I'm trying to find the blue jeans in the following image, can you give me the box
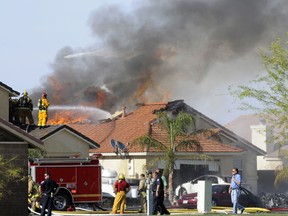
[231,189,244,214]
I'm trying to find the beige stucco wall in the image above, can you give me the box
[43,129,91,157]
[257,156,283,170]
[241,151,257,193]
[0,88,10,120]
[100,157,148,179]
[251,125,267,151]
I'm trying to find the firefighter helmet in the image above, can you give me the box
[42,92,47,98]
[23,90,28,96]
[118,174,125,180]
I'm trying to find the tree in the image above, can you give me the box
[134,111,215,203]
[0,155,25,200]
[229,34,288,185]
[28,148,46,159]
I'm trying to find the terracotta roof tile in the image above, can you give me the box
[69,103,167,153]
[68,102,243,154]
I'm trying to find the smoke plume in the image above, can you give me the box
[31,0,288,123]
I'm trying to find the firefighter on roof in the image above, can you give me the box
[17,90,34,125]
[38,92,50,129]
[111,173,131,214]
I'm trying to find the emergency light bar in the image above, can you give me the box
[31,157,92,164]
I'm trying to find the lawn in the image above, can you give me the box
[181,212,287,216]
[166,207,287,215]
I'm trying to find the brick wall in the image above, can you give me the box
[0,143,28,216]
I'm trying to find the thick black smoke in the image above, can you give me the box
[31,0,288,121]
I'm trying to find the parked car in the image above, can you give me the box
[175,175,231,197]
[177,184,262,208]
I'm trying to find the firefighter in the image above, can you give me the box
[37,92,50,129]
[28,175,41,212]
[9,97,20,124]
[111,173,131,214]
[138,173,147,213]
[17,90,34,125]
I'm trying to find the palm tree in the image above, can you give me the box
[274,148,288,188]
[134,110,217,203]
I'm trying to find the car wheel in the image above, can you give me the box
[179,187,187,196]
[211,198,218,206]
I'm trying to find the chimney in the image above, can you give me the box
[250,119,272,153]
[122,106,126,118]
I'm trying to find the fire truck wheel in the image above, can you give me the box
[53,193,72,211]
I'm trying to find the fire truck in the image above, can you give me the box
[29,155,102,211]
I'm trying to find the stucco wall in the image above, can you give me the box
[43,129,90,157]
[0,88,10,121]
[100,157,153,178]
[0,143,28,215]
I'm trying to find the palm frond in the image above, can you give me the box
[274,165,288,187]
[133,135,166,151]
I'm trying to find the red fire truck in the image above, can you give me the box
[29,156,102,211]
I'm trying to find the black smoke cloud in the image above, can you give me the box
[31,0,288,122]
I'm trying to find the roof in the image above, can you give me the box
[28,125,100,149]
[0,81,20,97]
[69,102,167,153]
[0,117,43,148]
[68,101,244,155]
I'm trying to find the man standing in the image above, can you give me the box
[17,90,34,125]
[151,171,170,215]
[111,174,131,214]
[145,170,153,187]
[40,173,58,216]
[229,168,245,214]
[138,173,147,213]
[156,169,170,215]
[38,92,50,129]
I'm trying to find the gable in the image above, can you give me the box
[0,82,20,121]
[28,125,99,157]
[0,82,20,97]
[0,117,43,148]
[0,128,23,142]
[42,129,92,158]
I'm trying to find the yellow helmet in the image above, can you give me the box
[23,90,28,96]
[118,174,125,180]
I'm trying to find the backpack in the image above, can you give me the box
[38,99,44,110]
[19,96,29,107]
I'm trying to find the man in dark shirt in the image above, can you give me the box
[40,173,58,216]
[151,171,170,215]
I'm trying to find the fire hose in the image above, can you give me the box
[28,205,94,216]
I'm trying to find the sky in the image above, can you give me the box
[2,0,288,125]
